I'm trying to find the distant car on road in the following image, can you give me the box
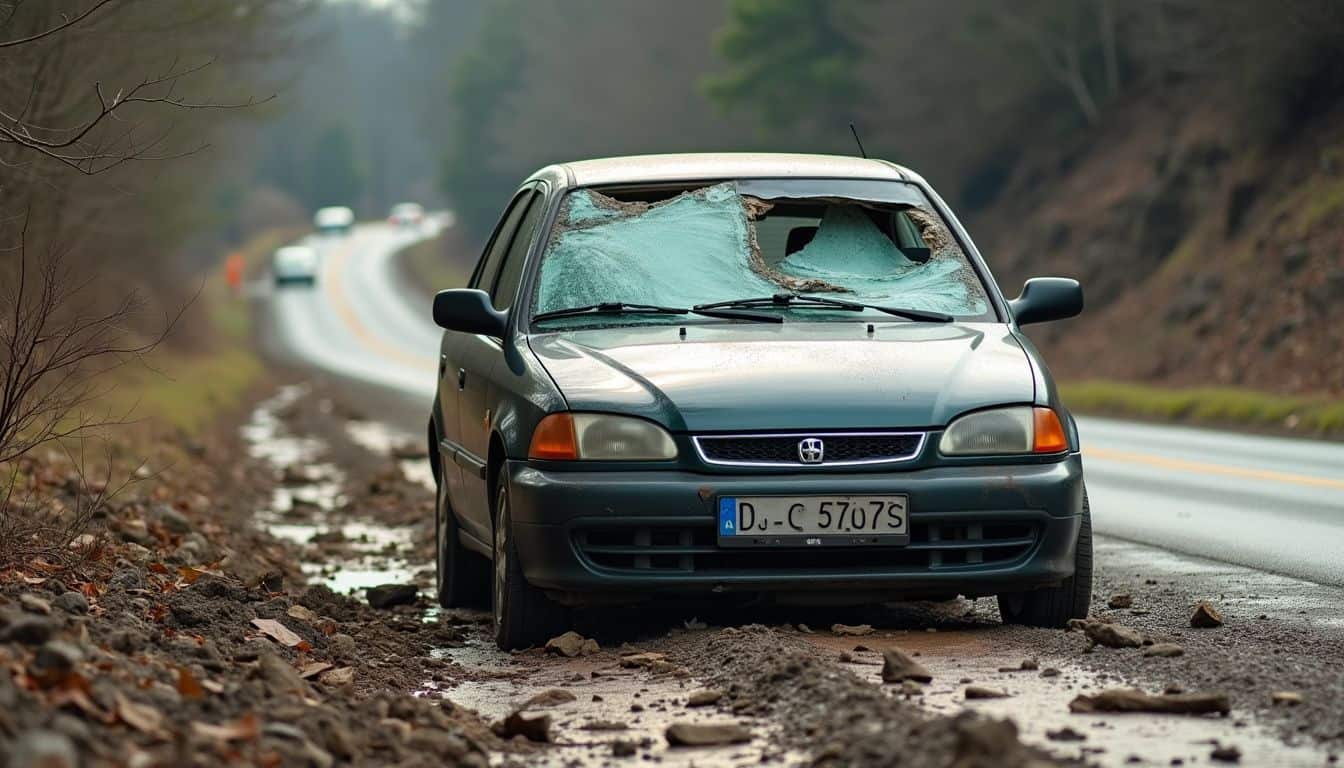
[427,153,1089,649]
[314,206,354,236]
[388,202,424,228]
[272,245,319,286]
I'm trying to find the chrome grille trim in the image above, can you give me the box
[692,431,926,467]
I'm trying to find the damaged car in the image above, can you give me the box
[427,153,1088,649]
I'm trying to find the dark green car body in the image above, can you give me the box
[429,154,1089,648]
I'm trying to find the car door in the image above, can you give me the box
[455,188,547,540]
[438,188,533,542]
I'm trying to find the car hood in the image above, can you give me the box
[527,322,1034,432]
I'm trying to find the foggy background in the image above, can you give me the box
[4,0,1343,396]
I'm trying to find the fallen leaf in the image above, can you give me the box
[191,713,259,742]
[115,692,165,736]
[148,563,170,574]
[201,679,225,694]
[318,667,354,686]
[298,662,332,679]
[178,566,204,584]
[251,618,304,647]
[51,686,111,722]
[175,665,206,700]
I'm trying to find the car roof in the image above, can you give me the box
[534,153,922,188]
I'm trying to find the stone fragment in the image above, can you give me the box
[366,584,418,609]
[493,711,550,742]
[52,592,88,615]
[686,690,723,707]
[1191,601,1224,628]
[20,594,51,615]
[521,689,577,709]
[1070,618,1144,648]
[665,722,752,747]
[881,648,932,683]
[964,685,1010,700]
[1107,593,1133,609]
[830,623,874,636]
[545,631,599,657]
[1143,643,1184,658]
[1069,688,1230,716]
[1270,691,1303,706]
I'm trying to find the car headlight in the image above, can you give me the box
[938,406,1068,456]
[529,413,678,460]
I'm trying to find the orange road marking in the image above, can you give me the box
[322,231,437,370]
[1086,447,1344,491]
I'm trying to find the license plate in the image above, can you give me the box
[717,495,909,547]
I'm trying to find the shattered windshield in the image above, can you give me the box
[531,180,991,326]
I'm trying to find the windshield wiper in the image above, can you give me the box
[693,293,953,323]
[532,301,782,324]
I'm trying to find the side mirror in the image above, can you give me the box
[1009,277,1083,326]
[432,289,507,337]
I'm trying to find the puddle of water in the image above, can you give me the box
[241,389,417,594]
[805,631,1327,767]
[420,636,797,767]
[344,420,435,490]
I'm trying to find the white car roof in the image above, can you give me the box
[546,153,918,188]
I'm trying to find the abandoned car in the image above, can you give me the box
[428,153,1088,649]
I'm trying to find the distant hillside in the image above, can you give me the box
[973,80,1344,398]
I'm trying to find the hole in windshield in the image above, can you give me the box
[532,181,990,327]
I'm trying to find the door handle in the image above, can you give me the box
[457,368,467,390]
[438,354,447,377]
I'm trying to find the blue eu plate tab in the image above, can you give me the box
[718,497,737,536]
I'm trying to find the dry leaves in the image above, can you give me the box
[115,692,165,737]
[175,665,207,700]
[251,618,304,648]
[191,713,260,743]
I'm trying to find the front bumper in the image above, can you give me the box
[507,454,1084,603]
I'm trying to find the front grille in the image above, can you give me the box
[694,432,923,467]
[572,517,1039,575]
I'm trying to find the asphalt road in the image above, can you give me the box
[263,221,1344,587]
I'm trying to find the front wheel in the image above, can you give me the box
[492,473,568,649]
[998,488,1093,628]
[435,470,489,608]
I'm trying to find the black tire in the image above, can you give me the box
[998,488,1093,628]
[492,472,568,649]
[435,458,489,608]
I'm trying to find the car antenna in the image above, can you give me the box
[849,122,868,159]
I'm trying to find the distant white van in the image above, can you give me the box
[313,206,355,236]
[273,245,319,287]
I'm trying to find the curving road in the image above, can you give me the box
[261,223,1344,586]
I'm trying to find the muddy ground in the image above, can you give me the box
[3,379,1342,767]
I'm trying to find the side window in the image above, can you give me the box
[470,189,532,291]
[490,192,545,311]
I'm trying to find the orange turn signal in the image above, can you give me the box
[1032,407,1068,453]
[529,413,578,460]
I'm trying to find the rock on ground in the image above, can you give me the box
[545,630,599,657]
[1069,688,1231,715]
[365,583,418,609]
[1191,601,1225,628]
[881,647,933,683]
[665,722,752,746]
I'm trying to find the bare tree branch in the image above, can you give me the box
[0,0,113,49]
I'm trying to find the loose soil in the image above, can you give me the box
[4,380,1342,766]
